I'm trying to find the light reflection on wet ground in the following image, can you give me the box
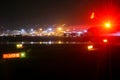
[0,41,89,45]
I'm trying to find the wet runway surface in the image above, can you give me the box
[0,41,120,80]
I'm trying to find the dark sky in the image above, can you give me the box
[0,0,120,29]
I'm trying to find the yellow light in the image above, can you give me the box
[58,41,63,44]
[104,22,111,28]
[58,27,62,31]
[87,45,93,50]
[16,44,23,49]
[103,39,108,43]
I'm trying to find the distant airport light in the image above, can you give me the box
[39,28,43,31]
[58,27,62,31]
[48,28,52,31]
[103,39,108,43]
[21,29,25,32]
[48,41,52,44]
[30,41,34,44]
[58,41,63,44]
[87,45,93,50]
[16,44,23,49]
[20,52,26,58]
[30,28,34,32]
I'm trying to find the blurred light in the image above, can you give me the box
[58,27,62,31]
[3,53,20,59]
[43,42,48,44]
[48,28,52,31]
[30,28,34,32]
[62,24,66,26]
[87,45,93,50]
[48,41,52,44]
[21,42,25,44]
[66,41,69,44]
[39,42,42,44]
[103,39,108,43]
[20,52,26,58]
[66,29,70,32]
[90,12,95,19]
[84,30,87,33]
[3,52,26,59]
[39,28,42,31]
[21,29,25,32]
[104,21,111,28]
[58,41,63,44]
[16,44,23,49]
[77,32,82,34]
[30,41,34,44]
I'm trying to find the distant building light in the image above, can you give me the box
[21,29,25,32]
[30,29,34,32]
[84,30,87,33]
[58,27,62,31]
[48,28,52,31]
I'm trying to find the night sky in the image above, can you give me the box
[0,0,120,29]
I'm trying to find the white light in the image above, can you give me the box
[21,29,25,32]
[48,41,52,44]
[30,29,34,32]
[30,41,34,44]
[84,30,87,33]
[48,28,52,31]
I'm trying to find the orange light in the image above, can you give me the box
[90,12,95,19]
[3,53,20,59]
[103,39,108,43]
[88,45,93,50]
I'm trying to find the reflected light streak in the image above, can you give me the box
[1,41,89,45]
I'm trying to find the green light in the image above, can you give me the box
[20,52,26,58]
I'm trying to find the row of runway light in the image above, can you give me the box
[2,39,108,59]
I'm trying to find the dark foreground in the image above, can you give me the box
[0,43,120,80]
